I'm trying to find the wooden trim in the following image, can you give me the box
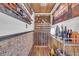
[28,42,34,56]
[51,3,60,14]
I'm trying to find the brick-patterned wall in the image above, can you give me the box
[0,32,34,56]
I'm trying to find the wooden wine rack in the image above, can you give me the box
[34,23,51,46]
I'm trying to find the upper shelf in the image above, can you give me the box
[52,3,79,25]
[0,3,33,25]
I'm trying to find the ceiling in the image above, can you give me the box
[30,3,55,13]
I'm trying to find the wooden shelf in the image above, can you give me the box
[64,43,79,46]
[50,34,63,44]
[50,33,79,56]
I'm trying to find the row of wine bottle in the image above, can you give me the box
[55,25,79,43]
[55,25,72,41]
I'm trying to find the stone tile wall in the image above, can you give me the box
[0,32,34,56]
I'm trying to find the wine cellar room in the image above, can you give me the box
[0,3,79,56]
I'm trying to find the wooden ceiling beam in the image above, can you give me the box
[35,13,51,16]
